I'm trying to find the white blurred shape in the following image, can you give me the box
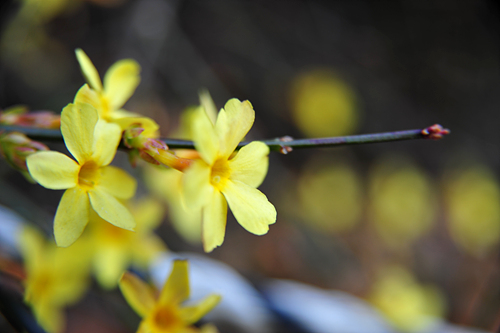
[262,279,396,333]
[0,205,24,255]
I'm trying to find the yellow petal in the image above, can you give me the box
[50,269,89,306]
[112,116,159,138]
[91,120,122,166]
[215,99,254,158]
[18,226,45,274]
[159,260,190,305]
[75,49,103,91]
[103,59,141,110]
[131,197,164,231]
[94,245,129,289]
[180,294,221,324]
[183,160,213,210]
[200,323,220,333]
[228,141,269,188]
[131,234,166,266]
[192,106,219,164]
[202,191,227,253]
[223,180,276,235]
[110,109,140,118]
[119,272,156,317]
[54,187,90,247]
[199,90,218,124]
[98,166,137,200]
[34,301,65,333]
[61,103,98,164]
[73,84,102,111]
[27,151,79,189]
[89,188,135,230]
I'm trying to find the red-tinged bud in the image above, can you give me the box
[144,139,168,152]
[278,136,294,154]
[128,126,145,139]
[0,132,49,173]
[421,124,450,140]
[123,124,146,148]
[0,106,60,129]
[139,150,161,165]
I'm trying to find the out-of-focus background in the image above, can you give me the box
[1,0,499,332]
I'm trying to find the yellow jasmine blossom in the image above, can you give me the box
[119,260,221,333]
[20,226,91,333]
[85,197,166,289]
[74,48,159,135]
[26,102,136,247]
[183,99,276,252]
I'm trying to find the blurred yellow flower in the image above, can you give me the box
[297,160,363,232]
[183,99,276,252]
[143,91,218,244]
[20,226,91,333]
[145,164,202,244]
[74,48,159,135]
[368,158,436,248]
[290,69,359,137]
[85,197,166,289]
[444,165,500,257]
[119,260,221,333]
[369,266,445,333]
[27,103,136,247]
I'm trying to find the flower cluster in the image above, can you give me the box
[10,49,277,332]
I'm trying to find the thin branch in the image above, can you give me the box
[0,124,450,153]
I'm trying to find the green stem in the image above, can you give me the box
[0,124,450,153]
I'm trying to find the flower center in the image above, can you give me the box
[78,161,100,190]
[151,304,182,331]
[97,93,113,121]
[210,158,231,190]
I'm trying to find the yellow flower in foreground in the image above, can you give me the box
[119,260,221,333]
[27,103,136,247]
[183,99,276,252]
[85,198,166,289]
[20,227,91,333]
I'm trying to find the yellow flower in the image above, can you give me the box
[26,102,136,247]
[85,197,166,289]
[297,160,363,233]
[290,69,359,137]
[74,48,159,135]
[369,266,445,333]
[368,157,436,248]
[20,226,91,333]
[119,260,221,333]
[444,165,500,256]
[183,99,276,252]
